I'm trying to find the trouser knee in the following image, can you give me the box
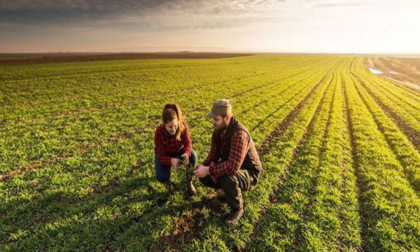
[199,176,218,188]
[219,175,243,210]
[155,154,171,183]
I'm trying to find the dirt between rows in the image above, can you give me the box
[354,74,420,150]
[0,52,254,66]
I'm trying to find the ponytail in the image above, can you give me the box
[162,103,185,141]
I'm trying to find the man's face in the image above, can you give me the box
[212,115,228,133]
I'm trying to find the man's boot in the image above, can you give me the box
[187,177,197,196]
[224,208,244,227]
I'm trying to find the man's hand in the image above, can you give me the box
[194,164,210,178]
[181,153,189,166]
[171,158,180,170]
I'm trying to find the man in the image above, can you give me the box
[194,99,262,226]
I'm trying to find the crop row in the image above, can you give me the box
[1,55,324,125]
[149,61,343,250]
[351,70,420,152]
[344,71,420,250]
[1,55,336,177]
[248,59,361,251]
[81,60,339,250]
[351,74,420,193]
[4,55,419,250]
[0,56,345,249]
[1,58,319,172]
[359,70,420,120]
[0,64,316,200]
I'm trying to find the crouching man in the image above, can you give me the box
[194,99,262,226]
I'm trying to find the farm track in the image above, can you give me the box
[368,57,420,93]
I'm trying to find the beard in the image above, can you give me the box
[215,120,228,134]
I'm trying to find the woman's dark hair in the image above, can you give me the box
[162,103,185,141]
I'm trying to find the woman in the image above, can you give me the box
[154,103,197,195]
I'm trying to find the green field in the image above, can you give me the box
[1,55,420,251]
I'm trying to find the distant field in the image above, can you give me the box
[0,52,253,66]
[1,55,420,251]
[0,53,46,61]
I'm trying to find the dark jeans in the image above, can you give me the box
[155,149,197,183]
[199,168,259,210]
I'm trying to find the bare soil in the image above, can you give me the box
[366,57,420,91]
[151,193,223,252]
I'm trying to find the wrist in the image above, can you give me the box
[208,162,214,174]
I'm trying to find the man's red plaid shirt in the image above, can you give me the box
[203,129,250,181]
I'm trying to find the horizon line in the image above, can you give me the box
[1,51,420,56]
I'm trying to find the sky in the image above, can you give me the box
[1,0,420,54]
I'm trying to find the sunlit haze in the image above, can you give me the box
[1,0,419,53]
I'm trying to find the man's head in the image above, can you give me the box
[206,99,232,133]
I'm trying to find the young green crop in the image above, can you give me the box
[1,55,420,250]
[344,71,420,251]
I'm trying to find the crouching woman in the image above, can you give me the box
[154,103,197,195]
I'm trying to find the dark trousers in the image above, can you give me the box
[155,149,197,183]
[199,168,259,210]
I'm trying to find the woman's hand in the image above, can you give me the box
[181,153,189,166]
[171,158,180,170]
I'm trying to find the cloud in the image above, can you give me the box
[0,0,283,26]
[0,0,168,24]
[311,0,371,8]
